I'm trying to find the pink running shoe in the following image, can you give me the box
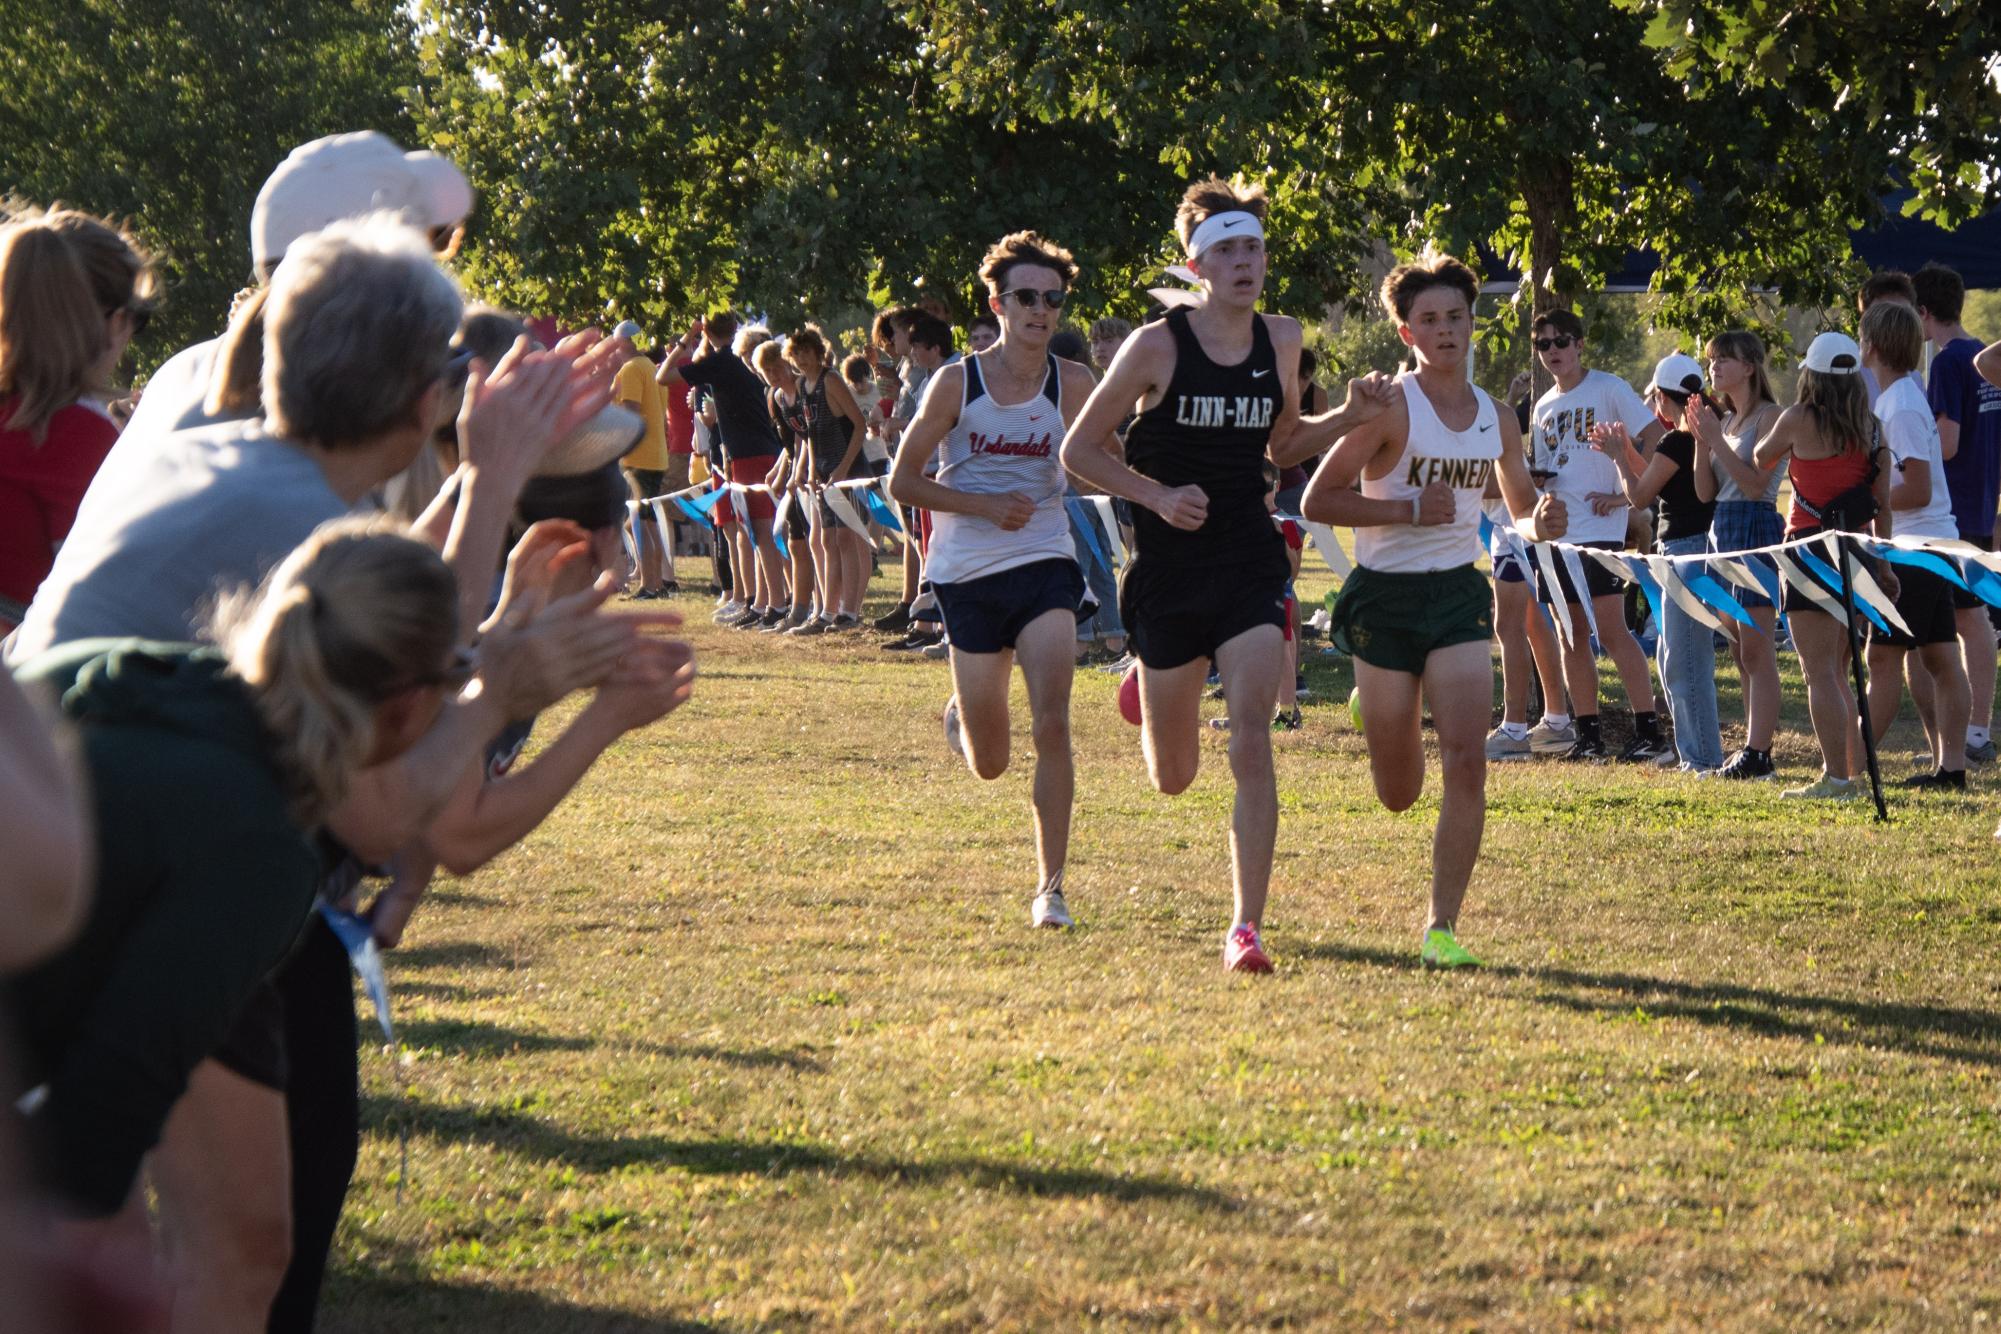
[1223,923,1273,974]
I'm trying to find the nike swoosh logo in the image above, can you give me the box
[1223,219,1245,229]
[1250,369,1270,379]
[1027,415,1043,422]
[1479,423,1494,432]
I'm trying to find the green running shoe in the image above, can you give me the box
[1420,927,1482,969]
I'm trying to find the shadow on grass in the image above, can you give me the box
[392,940,518,971]
[388,1019,825,1072]
[360,1095,1235,1210]
[1296,941,2001,1068]
[649,1042,826,1072]
[323,1270,724,1332]
[397,1018,593,1057]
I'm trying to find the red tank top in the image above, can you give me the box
[1787,447,1873,533]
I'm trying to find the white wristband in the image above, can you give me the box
[1410,497,1421,526]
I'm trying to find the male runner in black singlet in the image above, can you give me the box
[1061,177,1393,972]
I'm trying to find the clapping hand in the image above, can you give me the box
[584,639,699,734]
[481,520,592,633]
[459,333,620,485]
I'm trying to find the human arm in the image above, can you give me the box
[442,333,622,647]
[1692,400,1775,495]
[654,325,706,387]
[0,673,90,971]
[1870,442,1896,543]
[1494,410,1566,538]
[1689,414,1719,503]
[1298,396,1427,528]
[1274,370,1400,466]
[1590,421,1680,510]
[1751,406,1801,470]
[327,575,674,862]
[1057,325,1208,530]
[1254,316,1306,466]
[885,364,1026,528]
[422,638,696,876]
[824,372,868,482]
[1883,409,1935,513]
[1977,340,2001,390]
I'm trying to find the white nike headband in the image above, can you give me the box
[1188,210,1265,260]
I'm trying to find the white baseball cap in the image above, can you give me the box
[1801,331,1863,375]
[251,132,474,270]
[1650,352,1705,395]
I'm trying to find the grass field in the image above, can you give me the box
[324,551,2001,1331]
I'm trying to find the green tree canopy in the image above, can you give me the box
[0,1,420,374]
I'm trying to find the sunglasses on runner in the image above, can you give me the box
[1533,335,1577,352]
[1000,288,1068,311]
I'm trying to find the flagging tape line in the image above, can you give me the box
[1520,528,1962,638]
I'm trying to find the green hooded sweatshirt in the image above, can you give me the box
[6,640,323,1215]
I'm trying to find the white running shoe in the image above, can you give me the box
[712,599,745,623]
[1485,726,1531,761]
[1527,718,1576,755]
[1031,887,1073,929]
[943,695,965,761]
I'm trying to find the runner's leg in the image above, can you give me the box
[1014,607,1078,889]
[1137,657,1207,795]
[1214,623,1284,931]
[1423,639,1493,930]
[948,644,1016,780]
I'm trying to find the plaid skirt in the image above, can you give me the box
[1709,501,1783,610]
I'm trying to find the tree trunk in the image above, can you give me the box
[1521,159,1574,317]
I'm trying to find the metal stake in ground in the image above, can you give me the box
[1837,534,1888,821]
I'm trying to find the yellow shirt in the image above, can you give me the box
[614,357,668,470]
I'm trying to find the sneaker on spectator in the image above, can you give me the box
[1097,652,1137,674]
[1617,735,1672,764]
[883,630,939,653]
[1781,773,1859,801]
[1967,737,1997,765]
[787,615,831,637]
[1715,747,1776,781]
[1561,735,1609,762]
[921,639,950,660]
[713,599,745,623]
[1527,718,1576,755]
[873,603,913,633]
[727,605,765,629]
[1271,706,1303,733]
[1485,727,1531,762]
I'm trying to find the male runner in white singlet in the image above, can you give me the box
[1062,177,1394,972]
[890,232,1099,929]
[1303,255,1568,967]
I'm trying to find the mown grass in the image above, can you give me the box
[324,550,2001,1331]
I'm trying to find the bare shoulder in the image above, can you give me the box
[1055,357,1098,395]
[1260,313,1303,350]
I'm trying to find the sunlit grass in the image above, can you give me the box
[324,552,2001,1331]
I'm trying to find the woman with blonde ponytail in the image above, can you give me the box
[2,519,467,1235]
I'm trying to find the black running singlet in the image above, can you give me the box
[799,372,853,478]
[1122,307,1284,567]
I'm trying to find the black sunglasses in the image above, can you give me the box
[1533,334,1577,352]
[1001,288,1067,311]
